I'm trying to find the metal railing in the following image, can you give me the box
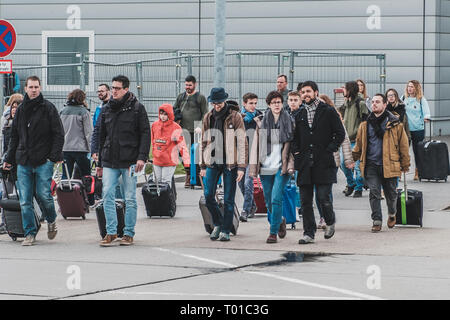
[6,50,386,120]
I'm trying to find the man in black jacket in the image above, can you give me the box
[3,76,64,246]
[292,81,345,244]
[98,75,150,247]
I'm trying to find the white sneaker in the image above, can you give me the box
[298,235,315,244]
[22,234,36,246]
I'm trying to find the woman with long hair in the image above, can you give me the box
[386,88,411,143]
[402,80,431,180]
[357,79,371,111]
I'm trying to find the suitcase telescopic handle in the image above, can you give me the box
[145,160,160,196]
[62,162,73,191]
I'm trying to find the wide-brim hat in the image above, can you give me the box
[208,87,229,103]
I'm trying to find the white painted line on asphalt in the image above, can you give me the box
[154,248,238,268]
[153,248,384,300]
[110,291,360,300]
[245,271,384,300]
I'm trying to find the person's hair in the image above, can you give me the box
[243,92,258,103]
[300,81,319,92]
[405,80,423,102]
[25,75,41,87]
[386,88,400,106]
[67,89,87,106]
[98,83,110,91]
[277,74,288,82]
[266,90,283,105]
[6,93,24,107]
[373,93,387,104]
[296,82,303,92]
[345,81,359,101]
[288,91,301,98]
[356,79,368,99]
[319,94,334,107]
[185,75,196,83]
[112,75,130,89]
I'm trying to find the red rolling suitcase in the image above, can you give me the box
[253,177,267,214]
[56,163,89,220]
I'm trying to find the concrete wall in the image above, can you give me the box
[1,0,449,134]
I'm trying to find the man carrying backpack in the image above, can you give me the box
[173,75,208,188]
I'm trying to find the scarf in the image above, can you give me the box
[387,102,406,122]
[22,93,44,124]
[109,92,132,111]
[368,110,388,139]
[261,108,293,156]
[211,103,230,132]
[241,107,257,123]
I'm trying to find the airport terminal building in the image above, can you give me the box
[1,0,449,134]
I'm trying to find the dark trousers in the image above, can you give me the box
[300,184,335,239]
[365,163,398,223]
[410,130,425,168]
[63,152,91,179]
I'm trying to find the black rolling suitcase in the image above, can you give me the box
[0,170,41,241]
[416,122,450,182]
[198,178,240,235]
[396,173,423,227]
[95,199,126,239]
[142,162,176,218]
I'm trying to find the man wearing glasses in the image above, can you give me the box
[98,75,150,247]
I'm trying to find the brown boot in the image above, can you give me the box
[414,168,419,181]
[184,171,191,188]
[100,234,118,247]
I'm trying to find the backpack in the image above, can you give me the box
[340,96,367,121]
[174,92,203,122]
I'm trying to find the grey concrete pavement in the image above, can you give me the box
[0,136,450,300]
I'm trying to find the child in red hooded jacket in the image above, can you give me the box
[151,104,190,188]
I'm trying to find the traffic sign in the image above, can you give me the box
[0,60,12,73]
[0,20,16,58]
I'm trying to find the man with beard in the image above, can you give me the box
[98,75,150,247]
[91,84,111,162]
[276,74,291,112]
[173,75,208,188]
[292,81,345,244]
[352,94,410,232]
[3,76,64,246]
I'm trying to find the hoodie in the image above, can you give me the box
[151,104,190,167]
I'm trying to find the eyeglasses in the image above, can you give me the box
[111,86,123,91]
[387,94,396,98]
[270,100,282,105]
[211,102,224,106]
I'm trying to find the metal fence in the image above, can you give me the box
[7,50,386,121]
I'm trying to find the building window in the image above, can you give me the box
[42,31,94,90]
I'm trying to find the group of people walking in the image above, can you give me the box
[0,73,430,247]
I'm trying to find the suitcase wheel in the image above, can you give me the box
[82,215,86,220]
[12,237,17,241]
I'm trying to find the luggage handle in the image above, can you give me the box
[145,160,160,197]
[60,162,73,191]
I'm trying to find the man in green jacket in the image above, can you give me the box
[173,75,208,188]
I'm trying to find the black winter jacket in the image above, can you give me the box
[5,93,64,167]
[98,92,150,168]
[292,101,345,185]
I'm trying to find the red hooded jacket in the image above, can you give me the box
[151,104,190,167]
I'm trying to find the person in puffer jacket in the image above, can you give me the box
[151,104,190,188]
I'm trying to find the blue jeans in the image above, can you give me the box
[238,166,256,214]
[260,169,290,235]
[102,167,137,237]
[204,164,238,234]
[17,161,57,236]
[340,142,363,191]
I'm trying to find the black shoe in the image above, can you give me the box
[353,190,362,198]
[342,186,349,194]
[344,186,355,197]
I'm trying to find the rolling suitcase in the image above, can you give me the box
[0,170,41,241]
[253,177,267,214]
[95,199,126,239]
[396,173,423,227]
[142,162,176,218]
[267,177,298,229]
[416,121,449,182]
[190,139,202,189]
[198,178,240,235]
[56,163,89,220]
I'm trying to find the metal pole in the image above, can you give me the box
[135,61,143,101]
[79,52,86,92]
[238,52,242,105]
[289,51,295,91]
[176,51,182,95]
[214,0,226,88]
